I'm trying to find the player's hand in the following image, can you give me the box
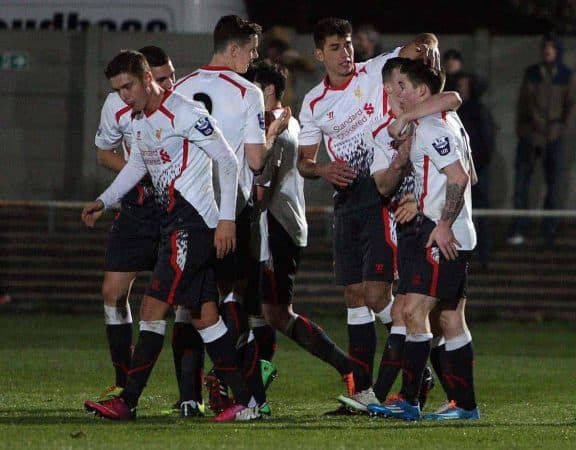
[417,44,441,71]
[394,194,418,224]
[388,117,415,142]
[426,222,461,260]
[267,107,291,138]
[81,200,105,228]
[214,220,236,259]
[316,160,356,187]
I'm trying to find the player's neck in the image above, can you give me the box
[208,54,234,71]
[326,70,354,89]
[144,84,166,115]
[265,98,282,112]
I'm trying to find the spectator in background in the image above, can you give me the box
[353,24,382,62]
[508,33,576,246]
[261,26,315,108]
[456,72,496,269]
[443,49,464,92]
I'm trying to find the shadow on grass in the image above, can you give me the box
[0,412,573,429]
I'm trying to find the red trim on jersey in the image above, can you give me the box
[158,105,175,128]
[419,156,430,211]
[426,246,439,298]
[167,231,184,305]
[167,139,189,213]
[326,137,344,162]
[136,184,145,206]
[371,114,395,139]
[115,105,131,124]
[382,91,388,114]
[441,111,447,122]
[200,65,234,71]
[382,206,398,275]
[309,84,330,113]
[174,71,199,89]
[323,72,354,91]
[218,73,247,97]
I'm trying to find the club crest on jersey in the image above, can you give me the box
[354,86,362,99]
[155,129,162,141]
[327,111,334,120]
[432,136,450,155]
[257,112,266,130]
[194,117,214,136]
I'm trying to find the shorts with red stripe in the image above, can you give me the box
[145,200,217,313]
[397,215,470,307]
[333,201,397,286]
[104,185,160,272]
[257,212,303,307]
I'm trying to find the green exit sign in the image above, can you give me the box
[1,51,29,70]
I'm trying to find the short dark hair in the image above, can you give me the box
[400,59,445,95]
[213,15,262,54]
[245,60,288,101]
[104,50,150,80]
[138,45,170,67]
[313,17,352,49]
[381,57,411,83]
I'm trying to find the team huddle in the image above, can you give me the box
[81,15,479,423]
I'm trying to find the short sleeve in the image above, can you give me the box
[298,100,323,146]
[244,87,266,145]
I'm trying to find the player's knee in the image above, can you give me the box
[438,309,466,337]
[101,282,127,306]
[344,284,365,307]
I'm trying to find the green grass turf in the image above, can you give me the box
[0,310,574,449]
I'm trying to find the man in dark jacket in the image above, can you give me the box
[508,33,576,245]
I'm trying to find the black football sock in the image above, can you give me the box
[122,321,166,408]
[444,333,477,410]
[400,333,432,406]
[199,317,250,406]
[373,326,406,402]
[347,307,377,391]
[251,319,277,362]
[286,314,353,375]
[104,304,134,388]
[173,320,205,403]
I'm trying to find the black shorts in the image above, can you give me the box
[145,202,218,313]
[103,194,160,272]
[215,204,255,284]
[333,202,397,286]
[397,216,470,306]
[258,212,303,306]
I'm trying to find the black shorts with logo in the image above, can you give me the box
[145,195,218,313]
[257,212,303,307]
[397,215,470,307]
[333,200,397,286]
[104,183,160,272]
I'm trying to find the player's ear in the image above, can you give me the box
[314,48,324,63]
[229,42,240,58]
[143,71,153,88]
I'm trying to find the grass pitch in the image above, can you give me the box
[0,310,574,449]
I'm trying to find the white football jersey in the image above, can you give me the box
[258,111,307,247]
[411,111,476,250]
[299,48,401,179]
[94,92,133,158]
[174,66,266,211]
[369,109,418,210]
[98,90,239,228]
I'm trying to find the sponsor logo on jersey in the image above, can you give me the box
[363,103,374,116]
[327,111,334,120]
[159,149,171,163]
[194,117,214,136]
[432,136,450,155]
[257,112,265,130]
